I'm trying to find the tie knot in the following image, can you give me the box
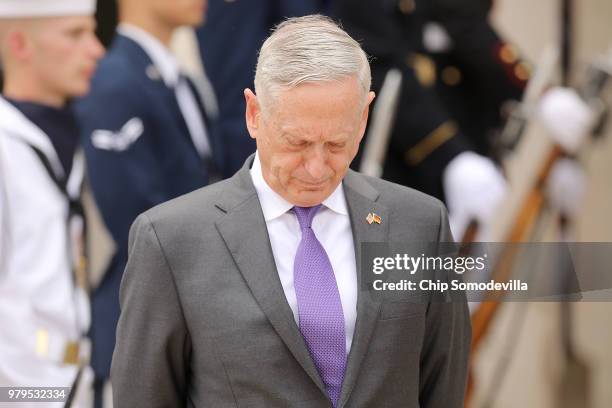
[293,205,322,230]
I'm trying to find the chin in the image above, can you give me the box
[182,14,204,26]
[68,77,91,93]
[69,85,90,99]
[291,191,331,207]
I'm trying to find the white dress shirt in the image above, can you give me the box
[117,23,211,158]
[250,153,357,354]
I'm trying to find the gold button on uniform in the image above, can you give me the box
[442,66,462,86]
[410,54,436,87]
[514,63,531,81]
[499,44,518,64]
[399,0,415,14]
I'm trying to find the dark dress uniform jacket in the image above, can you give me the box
[334,0,526,200]
[75,34,219,381]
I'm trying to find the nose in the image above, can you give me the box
[304,146,328,181]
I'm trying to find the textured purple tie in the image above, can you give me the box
[293,205,346,407]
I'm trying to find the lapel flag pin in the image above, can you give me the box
[366,212,382,225]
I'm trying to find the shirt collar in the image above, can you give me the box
[249,152,349,221]
[118,23,180,87]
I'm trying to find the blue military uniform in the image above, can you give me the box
[418,0,528,154]
[75,30,220,391]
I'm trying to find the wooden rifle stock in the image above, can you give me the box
[465,145,564,406]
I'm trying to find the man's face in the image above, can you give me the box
[30,15,104,100]
[152,0,207,27]
[245,77,375,207]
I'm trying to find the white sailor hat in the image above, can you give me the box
[0,0,96,18]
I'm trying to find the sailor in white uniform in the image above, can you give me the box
[0,1,104,406]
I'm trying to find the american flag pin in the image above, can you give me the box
[366,213,382,225]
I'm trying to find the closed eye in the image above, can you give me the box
[286,138,309,147]
[328,142,347,149]
[62,25,90,39]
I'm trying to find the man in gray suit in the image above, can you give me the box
[111,15,471,408]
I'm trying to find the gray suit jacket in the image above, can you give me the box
[111,155,471,407]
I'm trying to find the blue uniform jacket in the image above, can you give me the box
[75,34,220,380]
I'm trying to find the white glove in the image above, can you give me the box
[423,22,453,53]
[443,152,508,241]
[538,87,596,154]
[547,158,587,218]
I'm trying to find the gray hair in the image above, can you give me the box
[254,15,371,112]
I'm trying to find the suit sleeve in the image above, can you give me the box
[419,203,471,408]
[76,74,168,253]
[111,214,191,408]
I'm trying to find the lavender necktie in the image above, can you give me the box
[293,205,346,407]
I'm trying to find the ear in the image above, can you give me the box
[244,88,261,140]
[356,91,376,144]
[7,30,31,62]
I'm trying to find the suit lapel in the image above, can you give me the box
[338,171,389,408]
[214,159,327,395]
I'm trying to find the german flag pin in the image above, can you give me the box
[366,212,382,225]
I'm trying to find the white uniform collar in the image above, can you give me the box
[118,23,181,87]
[0,96,64,179]
[250,152,349,221]
[0,96,84,198]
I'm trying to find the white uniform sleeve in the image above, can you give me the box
[0,138,9,278]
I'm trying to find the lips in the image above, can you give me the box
[299,180,329,189]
